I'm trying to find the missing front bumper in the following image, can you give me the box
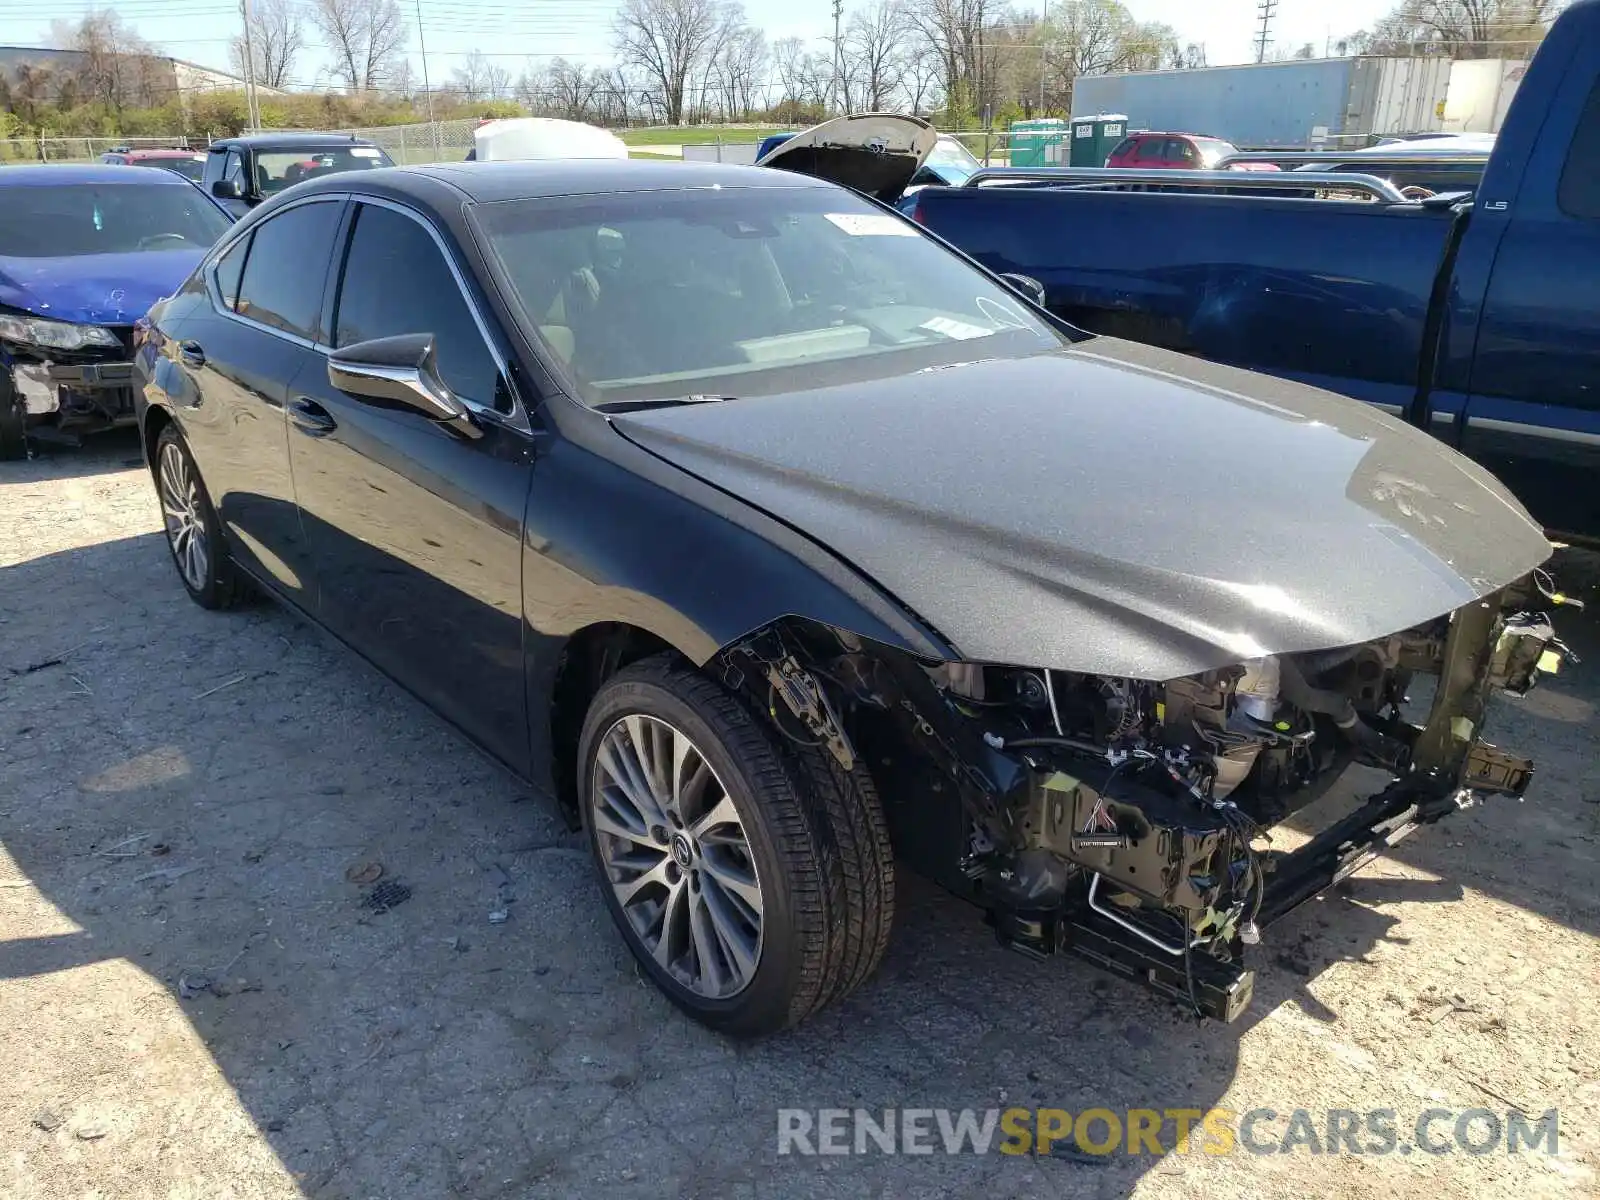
[7,359,137,435]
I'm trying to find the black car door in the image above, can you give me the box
[170,197,346,608]
[287,197,534,773]
[1457,70,1600,538]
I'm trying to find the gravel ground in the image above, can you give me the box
[2,432,1597,1200]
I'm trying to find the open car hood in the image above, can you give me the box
[755,113,938,202]
[613,338,1551,680]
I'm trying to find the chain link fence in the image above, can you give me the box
[330,119,478,165]
[0,134,199,164]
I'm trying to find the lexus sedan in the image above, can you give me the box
[134,158,1566,1035]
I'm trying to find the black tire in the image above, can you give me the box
[0,374,27,462]
[578,654,895,1036]
[154,423,247,610]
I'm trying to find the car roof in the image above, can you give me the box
[293,159,831,204]
[210,132,381,150]
[0,163,197,186]
[124,149,205,159]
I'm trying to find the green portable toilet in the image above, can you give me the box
[1008,118,1068,167]
[1069,114,1129,167]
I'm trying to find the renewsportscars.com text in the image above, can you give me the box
[776,1107,1560,1158]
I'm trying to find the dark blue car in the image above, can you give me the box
[0,164,233,457]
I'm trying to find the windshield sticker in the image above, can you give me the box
[921,316,994,340]
[351,147,383,158]
[823,213,918,237]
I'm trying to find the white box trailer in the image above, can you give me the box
[1072,55,1452,148]
[1441,59,1527,133]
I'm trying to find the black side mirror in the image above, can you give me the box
[328,333,481,438]
[211,179,241,200]
[999,272,1047,308]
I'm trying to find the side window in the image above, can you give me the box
[1167,139,1198,164]
[1109,138,1135,160]
[223,150,247,190]
[212,234,251,311]
[1134,137,1164,161]
[234,200,342,340]
[333,203,505,412]
[1558,79,1600,219]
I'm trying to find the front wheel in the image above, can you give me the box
[154,424,246,609]
[578,656,894,1036]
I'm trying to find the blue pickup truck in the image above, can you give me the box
[903,0,1600,543]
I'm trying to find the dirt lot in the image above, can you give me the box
[2,432,1597,1200]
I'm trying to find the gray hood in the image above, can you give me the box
[614,338,1550,680]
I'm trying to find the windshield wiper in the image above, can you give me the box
[593,395,735,413]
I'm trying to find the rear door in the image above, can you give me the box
[170,197,345,606]
[286,197,534,772]
[1459,67,1600,538]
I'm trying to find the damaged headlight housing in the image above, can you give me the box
[0,312,121,352]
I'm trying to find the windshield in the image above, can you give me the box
[139,156,205,181]
[927,136,981,171]
[474,185,1069,405]
[255,146,391,194]
[1195,138,1240,167]
[0,184,232,257]
[1196,138,1241,167]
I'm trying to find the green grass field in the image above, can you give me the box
[617,126,789,147]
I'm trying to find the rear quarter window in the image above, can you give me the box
[1558,78,1600,219]
[1109,138,1136,159]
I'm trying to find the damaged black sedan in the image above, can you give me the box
[133,159,1572,1035]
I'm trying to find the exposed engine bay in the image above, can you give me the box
[722,571,1577,1022]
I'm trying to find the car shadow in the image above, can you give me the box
[0,427,148,482]
[2,530,1596,1197]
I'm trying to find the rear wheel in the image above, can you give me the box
[155,424,246,610]
[578,655,894,1035]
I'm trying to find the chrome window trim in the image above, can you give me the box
[334,192,530,431]
[206,194,344,351]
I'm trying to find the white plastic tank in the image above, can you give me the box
[470,118,629,162]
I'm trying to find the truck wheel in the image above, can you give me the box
[0,374,27,461]
[154,424,246,610]
[578,655,895,1036]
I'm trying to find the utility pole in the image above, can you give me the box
[1255,0,1278,63]
[830,0,844,116]
[1038,0,1047,112]
[239,0,261,131]
[414,0,438,157]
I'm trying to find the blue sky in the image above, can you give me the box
[0,0,1396,91]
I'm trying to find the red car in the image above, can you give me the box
[1105,132,1278,171]
[99,149,207,182]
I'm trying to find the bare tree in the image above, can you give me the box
[520,57,605,119]
[230,0,307,90]
[49,12,164,113]
[451,48,492,100]
[1350,0,1556,59]
[711,24,766,119]
[902,44,943,114]
[1036,0,1173,113]
[613,0,725,124]
[311,0,409,92]
[905,0,989,115]
[845,1,908,111]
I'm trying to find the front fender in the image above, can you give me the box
[521,434,953,666]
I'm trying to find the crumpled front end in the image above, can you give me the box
[1,314,141,453]
[722,570,1577,1022]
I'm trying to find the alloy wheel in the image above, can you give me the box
[159,440,209,592]
[590,714,765,999]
